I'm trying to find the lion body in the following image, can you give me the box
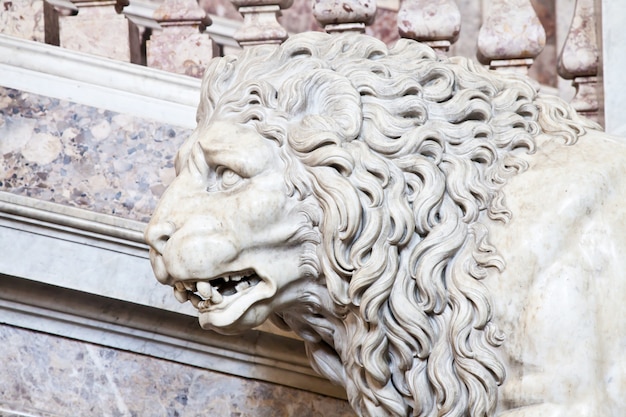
[484,132,626,415]
[146,32,626,417]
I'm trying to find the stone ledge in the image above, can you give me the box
[0,34,201,128]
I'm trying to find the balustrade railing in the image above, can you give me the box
[397,0,460,55]
[557,0,600,122]
[0,0,607,124]
[229,0,292,46]
[476,0,546,75]
[312,0,376,34]
[43,0,134,61]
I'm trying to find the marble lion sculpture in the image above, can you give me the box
[145,32,625,416]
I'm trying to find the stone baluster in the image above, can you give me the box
[229,0,293,47]
[114,0,161,65]
[397,0,461,55]
[557,0,600,123]
[46,0,132,61]
[313,0,376,34]
[146,0,216,78]
[477,0,546,74]
[43,0,78,46]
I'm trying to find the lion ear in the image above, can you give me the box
[279,69,362,142]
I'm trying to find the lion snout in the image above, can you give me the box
[144,220,176,255]
[146,216,243,284]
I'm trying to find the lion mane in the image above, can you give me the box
[183,33,597,417]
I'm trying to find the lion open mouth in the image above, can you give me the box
[173,270,263,311]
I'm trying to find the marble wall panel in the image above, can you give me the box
[0,324,355,417]
[0,87,191,223]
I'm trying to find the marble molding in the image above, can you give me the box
[146,32,626,416]
[228,0,293,46]
[557,0,600,120]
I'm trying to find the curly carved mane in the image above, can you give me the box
[182,33,597,417]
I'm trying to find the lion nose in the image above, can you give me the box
[144,221,176,254]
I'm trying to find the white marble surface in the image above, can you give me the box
[601,0,626,136]
[487,130,626,415]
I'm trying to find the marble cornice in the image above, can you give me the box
[0,192,146,247]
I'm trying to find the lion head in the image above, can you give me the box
[145,32,595,417]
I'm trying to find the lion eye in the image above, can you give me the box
[205,165,244,193]
[217,167,242,189]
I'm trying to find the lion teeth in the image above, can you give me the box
[174,282,186,292]
[173,288,189,304]
[196,281,213,299]
[188,293,202,308]
[184,281,196,292]
[231,274,243,282]
[211,291,223,304]
[235,281,250,292]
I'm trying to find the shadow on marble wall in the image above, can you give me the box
[0,87,190,223]
[0,324,355,417]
